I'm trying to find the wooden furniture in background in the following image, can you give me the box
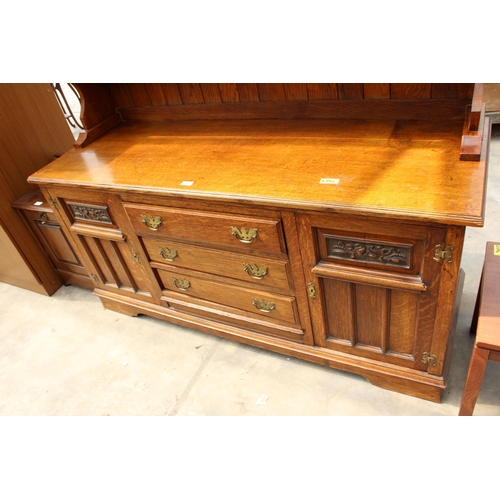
[0,84,75,294]
[28,83,490,401]
[13,190,93,290]
[484,83,500,123]
[459,242,500,415]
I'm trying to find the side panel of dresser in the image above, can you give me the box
[297,212,465,400]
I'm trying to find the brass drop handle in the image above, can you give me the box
[243,263,268,280]
[230,226,258,244]
[172,277,190,291]
[252,298,276,313]
[159,247,178,262]
[141,215,162,231]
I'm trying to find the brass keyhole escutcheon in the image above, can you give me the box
[141,215,162,231]
[307,282,317,299]
[230,226,258,244]
[131,249,141,263]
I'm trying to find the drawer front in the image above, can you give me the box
[24,208,59,225]
[157,268,298,324]
[143,236,292,290]
[124,204,285,255]
[64,200,116,227]
[316,218,428,275]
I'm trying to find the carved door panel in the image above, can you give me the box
[297,213,448,371]
[41,187,160,302]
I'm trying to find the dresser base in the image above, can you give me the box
[94,287,458,403]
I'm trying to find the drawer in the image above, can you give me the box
[64,200,116,227]
[24,208,60,226]
[124,203,285,255]
[143,236,292,291]
[157,268,298,324]
[316,226,425,275]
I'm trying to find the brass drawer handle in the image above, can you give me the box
[141,215,162,231]
[172,277,190,291]
[243,263,268,280]
[230,226,258,244]
[252,298,275,313]
[159,247,178,261]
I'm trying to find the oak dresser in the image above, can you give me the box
[28,83,490,401]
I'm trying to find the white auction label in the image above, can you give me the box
[319,178,340,184]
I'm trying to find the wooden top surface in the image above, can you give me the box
[29,118,489,226]
[477,242,500,350]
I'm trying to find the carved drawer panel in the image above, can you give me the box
[142,236,292,291]
[317,228,422,275]
[123,203,286,256]
[157,268,299,324]
[65,201,114,225]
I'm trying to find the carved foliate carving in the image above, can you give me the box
[68,203,112,224]
[326,237,410,268]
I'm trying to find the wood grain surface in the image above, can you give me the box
[30,118,488,226]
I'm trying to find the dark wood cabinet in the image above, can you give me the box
[27,83,490,401]
[0,84,75,294]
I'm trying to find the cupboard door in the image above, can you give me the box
[297,214,447,371]
[41,188,160,302]
[76,233,152,297]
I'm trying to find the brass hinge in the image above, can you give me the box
[48,198,59,209]
[307,282,317,299]
[433,244,453,264]
[422,352,437,366]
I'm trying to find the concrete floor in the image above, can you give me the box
[1,126,500,417]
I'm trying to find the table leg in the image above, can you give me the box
[459,345,490,416]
